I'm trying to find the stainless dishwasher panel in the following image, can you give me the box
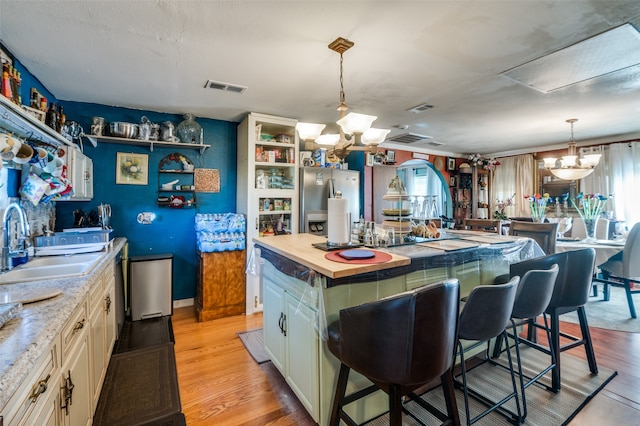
[129,254,173,321]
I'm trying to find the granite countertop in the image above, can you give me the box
[0,237,127,410]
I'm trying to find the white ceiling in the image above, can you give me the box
[1,1,640,157]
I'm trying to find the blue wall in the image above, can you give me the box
[56,102,238,300]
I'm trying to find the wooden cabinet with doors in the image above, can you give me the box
[195,250,246,322]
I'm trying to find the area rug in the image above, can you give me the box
[238,328,270,364]
[94,343,181,426]
[561,286,639,332]
[368,346,617,426]
[115,316,175,354]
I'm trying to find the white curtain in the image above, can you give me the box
[583,142,640,230]
[492,154,535,218]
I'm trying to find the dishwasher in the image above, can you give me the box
[129,253,173,321]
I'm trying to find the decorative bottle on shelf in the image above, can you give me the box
[45,102,58,130]
[176,113,203,144]
[57,105,66,132]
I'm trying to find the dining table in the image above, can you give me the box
[555,238,626,266]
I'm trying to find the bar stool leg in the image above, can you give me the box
[577,307,598,374]
[329,363,350,426]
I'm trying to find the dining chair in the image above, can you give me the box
[572,217,610,240]
[492,264,559,420]
[592,222,640,318]
[327,279,461,426]
[463,219,501,233]
[454,276,521,425]
[509,221,558,255]
[498,248,598,392]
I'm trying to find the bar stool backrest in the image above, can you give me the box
[335,279,460,385]
[458,276,520,342]
[509,248,595,310]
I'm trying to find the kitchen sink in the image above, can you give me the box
[0,252,106,284]
[25,253,104,268]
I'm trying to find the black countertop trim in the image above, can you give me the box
[257,239,541,288]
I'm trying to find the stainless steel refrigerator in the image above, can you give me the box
[300,167,360,235]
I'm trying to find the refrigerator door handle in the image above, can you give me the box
[328,178,335,198]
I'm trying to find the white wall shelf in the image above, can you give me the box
[80,133,210,154]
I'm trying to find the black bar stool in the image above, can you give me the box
[327,279,461,426]
[454,277,521,425]
[501,248,598,392]
[492,264,559,420]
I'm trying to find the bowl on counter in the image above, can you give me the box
[110,122,139,139]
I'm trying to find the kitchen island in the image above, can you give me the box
[0,238,126,425]
[253,232,543,426]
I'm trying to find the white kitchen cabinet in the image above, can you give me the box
[263,279,286,372]
[65,147,93,201]
[263,278,319,422]
[89,262,116,413]
[0,339,59,426]
[237,112,299,314]
[59,301,91,426]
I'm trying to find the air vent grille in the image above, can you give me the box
[386,133,432,144]
[407,103,434,114]
[204,80,247,94]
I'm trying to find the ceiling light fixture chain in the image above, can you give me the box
[295,36,390,161]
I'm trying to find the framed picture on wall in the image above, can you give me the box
[116,152,148,185]
[447,157,456,171]
[449,175,457,187]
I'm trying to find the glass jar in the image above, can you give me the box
[256,170,267,189]
[176,113,203,144]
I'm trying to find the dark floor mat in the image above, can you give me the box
[140,412,186,426]
[115,316,175,354]
[94,343,181,426]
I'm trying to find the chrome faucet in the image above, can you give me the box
[2,202,31,272]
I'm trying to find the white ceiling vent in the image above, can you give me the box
[204,80,247,94]
[501,23,640,93]
[407,103,434,114]
[386,133,432,144]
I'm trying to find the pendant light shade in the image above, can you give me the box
[546,119,601,180]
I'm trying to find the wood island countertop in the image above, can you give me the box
[253,233,411,279]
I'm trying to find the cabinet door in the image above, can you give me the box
[89,302,105,410]
[61,334,91,426]
[284,293,319,422]
[104,282,116,356]
[83,155,94,200]
[262,280,285,373]
[25,390,59,426]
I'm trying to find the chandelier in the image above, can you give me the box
[543,119,601,181]
[295,37,390,160]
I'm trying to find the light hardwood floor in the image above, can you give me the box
[172,307,640,425]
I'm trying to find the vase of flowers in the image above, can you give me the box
[526,193,550,222]
[494,193,516,220]
[468,154,501,171]
[570,192,610,242]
